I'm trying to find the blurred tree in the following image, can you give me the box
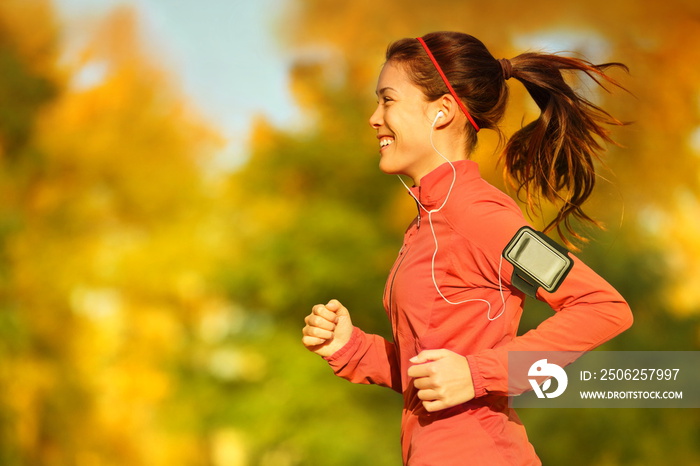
[0,1,235,464]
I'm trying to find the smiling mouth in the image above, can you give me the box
[379,137,394,149]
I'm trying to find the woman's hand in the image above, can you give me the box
[407,349,476,412]
[301,299,354,357]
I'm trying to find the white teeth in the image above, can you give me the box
[380,138,394,148]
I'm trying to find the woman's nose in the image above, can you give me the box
[368,105,382,129]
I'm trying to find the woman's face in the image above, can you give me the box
[369,61,437,183]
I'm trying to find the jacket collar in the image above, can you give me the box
[409,160,480,209]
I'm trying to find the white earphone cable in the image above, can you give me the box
[396,115,506,320]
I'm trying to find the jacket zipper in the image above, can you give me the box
[386,211,420,325]
[387,244,410,318]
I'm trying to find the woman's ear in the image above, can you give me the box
[433,94,458,128]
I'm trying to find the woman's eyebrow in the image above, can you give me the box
[376,86,397,96]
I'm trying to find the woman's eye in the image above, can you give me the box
[382,96,393,103]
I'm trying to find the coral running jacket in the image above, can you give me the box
[324,160,633,465]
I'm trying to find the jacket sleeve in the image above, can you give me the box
[323,327,403,394]
[460,198,633,398]
[466,254,633,397]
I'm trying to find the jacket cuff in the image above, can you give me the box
[466,354,489,398]
[323,326,363,364]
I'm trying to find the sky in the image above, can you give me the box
[52,0,300,169]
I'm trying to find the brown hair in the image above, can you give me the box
[386,31,628,247]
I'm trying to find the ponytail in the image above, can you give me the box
[502,53,628,247]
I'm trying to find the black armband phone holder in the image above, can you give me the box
[502,226,573,297]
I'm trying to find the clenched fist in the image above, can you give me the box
[301,299,353,357]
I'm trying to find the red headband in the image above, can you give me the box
[416,37,480,132]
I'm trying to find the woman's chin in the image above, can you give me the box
[378,158,403,176]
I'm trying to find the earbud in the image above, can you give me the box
[432,111,445,127]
